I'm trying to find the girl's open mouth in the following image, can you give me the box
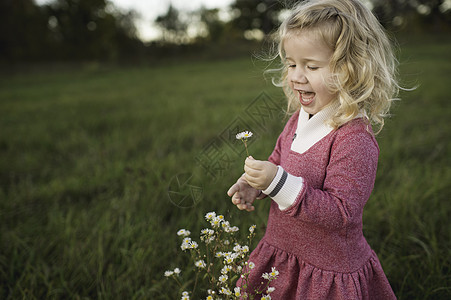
[299,90,315,106]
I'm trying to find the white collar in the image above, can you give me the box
[291,102,340,154]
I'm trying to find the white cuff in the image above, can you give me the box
[262,166,304,210]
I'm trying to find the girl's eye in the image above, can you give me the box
[308,66,319,70]
[288,64,296,68]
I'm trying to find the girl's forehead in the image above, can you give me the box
[283,25,336,51]
[282,30,333,58]
[284,28,323,44]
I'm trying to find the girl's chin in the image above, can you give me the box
[301,102,322,115]
[302,107,318,115]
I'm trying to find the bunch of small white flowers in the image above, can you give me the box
[164,267,181,278]
[164,211,277,299]
[180,237,199,251]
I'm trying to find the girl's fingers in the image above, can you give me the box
[245,203,255,212]
[237,203,248,210]
[244,164,263,177]
[245,157,264,170]
[244,173,259,187]
[231,193,241,204]
[231,192,256,211]
[237,202,254,211]
[244,158,257,169]
[227,183,239,196]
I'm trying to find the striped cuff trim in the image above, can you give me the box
[268,170,287,197]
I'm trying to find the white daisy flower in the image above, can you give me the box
[267,287,275,293]
[262,267,279,280]
[195,260,206,268]
[248,261,255,269]
[270,267,279,278]
[220,287,232,295]
[210,216,223,227]
[205,211,216,220]
[164,270,174,277]
[180,238,191,251]
[201,228,214,235]
[234,287,241,297]
[221,265,232,274]
[236,131,253,140]
[177,229,191,237]
[189,241,198,249]
[229,226,239,232]
[221,220,230,230]
[224,253,238,264]
[218,274,228,283]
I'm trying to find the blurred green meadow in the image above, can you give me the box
[0,34,450,299]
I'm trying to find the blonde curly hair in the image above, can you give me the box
[269,0,400,133]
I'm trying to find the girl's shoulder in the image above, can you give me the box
[337,117,374,135]
[334,117,379,151]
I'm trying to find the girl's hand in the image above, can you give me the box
[227,175,260,212]
[244,156,278,190]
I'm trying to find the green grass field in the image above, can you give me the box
[0,35,450,299]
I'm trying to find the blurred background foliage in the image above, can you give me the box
[1,0,450,63]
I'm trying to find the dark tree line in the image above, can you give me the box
[155,0,450,45]
[372,0,451,30]
[0,0,143,61]
[1,0,450,62]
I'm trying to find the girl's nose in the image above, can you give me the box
[291,68,308,84]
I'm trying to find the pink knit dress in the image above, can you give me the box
[239,109,396,299]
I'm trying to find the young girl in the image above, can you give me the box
[227,0,398,299]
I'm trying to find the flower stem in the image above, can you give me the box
[243,140,249,157]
